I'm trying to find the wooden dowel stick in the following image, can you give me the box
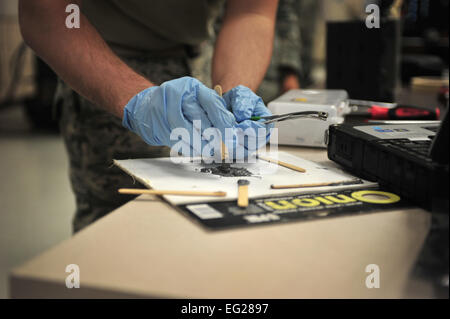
[214,85,229,161]
[238,185,249,207]
[271,180,355,189]
[257,155,306,173]
[214,84,223,97]
[118,188,227,197]
[237,180,250,207]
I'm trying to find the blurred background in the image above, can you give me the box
[0,0,74,299]
[0,0,448,298]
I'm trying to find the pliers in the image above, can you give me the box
[248,111,329,125]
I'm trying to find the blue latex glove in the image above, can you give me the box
[123,76,236,157]
[222,85,274,159]
[123,77,273,159]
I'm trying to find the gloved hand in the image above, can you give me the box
[122,77,273,159]
[123,76,236,157]
[222,85,274,159]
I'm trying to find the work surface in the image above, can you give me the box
[9,146,432,298]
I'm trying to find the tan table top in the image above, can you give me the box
[9,146,431,298]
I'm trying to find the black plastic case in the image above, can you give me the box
[327,124,449,210]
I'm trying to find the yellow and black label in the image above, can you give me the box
[181,188,408,230]
[261,190,401,212]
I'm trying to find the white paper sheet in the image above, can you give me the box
[114,152,377,205]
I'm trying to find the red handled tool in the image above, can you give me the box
[369,104,440,120]
[348,99,441,120]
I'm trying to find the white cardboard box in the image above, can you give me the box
[268,89,350,148]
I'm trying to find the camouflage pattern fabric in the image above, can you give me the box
[189,40,214,88]
[297,0,320,88]
[258,0,302,103]
[55,56,191,232]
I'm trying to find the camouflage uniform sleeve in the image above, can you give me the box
[273,0,302,75]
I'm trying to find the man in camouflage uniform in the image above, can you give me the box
[20,0,279,232]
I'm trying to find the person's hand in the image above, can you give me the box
[123,76,236,157]
[123,77,272,159]
[281,73,300,93]
[222,85,274,159]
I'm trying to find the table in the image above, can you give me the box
[9,146,432,298]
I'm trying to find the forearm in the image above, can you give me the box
[212,0,278,92]
[19,0,153,118]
